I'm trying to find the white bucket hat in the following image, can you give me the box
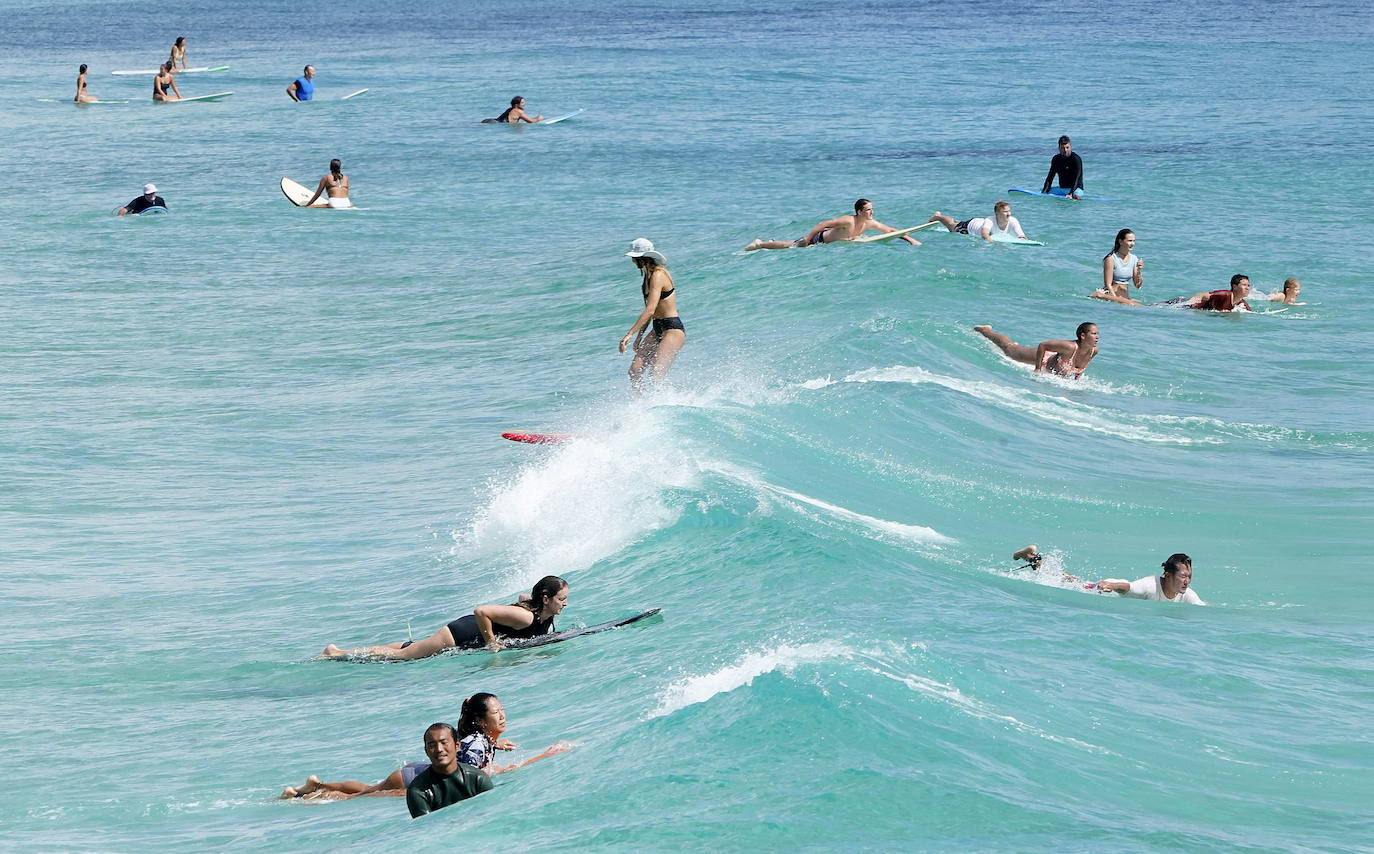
[625,237,667,265]
[143,183,158,194]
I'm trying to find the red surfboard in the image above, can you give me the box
[502,432,575,445]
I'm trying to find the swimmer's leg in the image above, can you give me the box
[322,626,455,661]
[1090,290,1141,306]
[629,333,659,392]
[926,211,959,232]
[649,329,685,382]
[973,325,1037,364]
[744,239,795,251]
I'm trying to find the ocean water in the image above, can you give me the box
[3,0,1373,850]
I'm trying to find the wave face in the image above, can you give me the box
[3,0,1372,850]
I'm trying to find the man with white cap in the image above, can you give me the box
[117,183,168,216]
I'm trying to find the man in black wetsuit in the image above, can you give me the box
[406,723,493,818]
[1041,136,1084,199]
[117,183,167,215]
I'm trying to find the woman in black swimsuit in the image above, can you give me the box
[618,238,686,391]
[321,575,569,660]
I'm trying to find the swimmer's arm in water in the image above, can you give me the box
[304,176,329,207]
[976,222,994,242]
[619,271,669,353]
[1095,579,1130,594]
[286,80,301,101]
[168,76,182,98]
[870,218,921,246]
[473,603,536,651]
[1101,256,1115,292]
[1032,339,1075,373]
[801,216,845,245]
[1013,544,1040,563]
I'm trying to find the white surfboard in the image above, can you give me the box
[280,177,331,207]
[39,99,129,104]
[541,108,584,125]
[112,65,229,75]
[160,91,234,103]
[341,88,369,100]
[852,222,940,244]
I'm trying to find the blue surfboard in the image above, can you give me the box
[1009,188,1112,202]
[138,206,169,215]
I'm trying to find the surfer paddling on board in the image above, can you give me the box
[153,61,181,101]
[280,693,573,802]
[303,159,352,209]
[974,322,1098,379]
[1041,135,1084,199]
[482,95,543,123]
[74,64,97,103]
[321,575,568,660]
[744,198,920,250]
[1157,274,1253,312]
[1091,229,1145,305]
[169,37,187,71]
[117,183,167,216]
[1014,546,1206,604]
[927,200,1030,242]
[620,238,686,390]
[286,65,315,101]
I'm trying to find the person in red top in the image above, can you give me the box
[1166,274,1253,312]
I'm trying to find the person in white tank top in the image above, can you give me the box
[1092,228,1145,305]
[926,200,1029,242]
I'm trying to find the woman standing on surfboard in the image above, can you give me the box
[279,693,573,801]
[321,575,568,660]
[973,322,1098,379]
[1091,229,1145,305]
[303,159,352,209]
[619,238,685,390]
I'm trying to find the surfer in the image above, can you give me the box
[169,37,187,71]
[1041,135,1084,198]
[1264,277,1302,304]
[152,62,181,101]
[321,575,568,660]
[620,238,686,390]
[927,201,1029,242]
[744,199,920,250]
[974,322,1098,379]
[286,65,315,101]
[483,95,543,123]
[279,693,573,801]
[405,724,493,818]
[1091,229,1145,304]
[1158,274,1253,312]
[74,64,96,103]
[302,159,352,209]
[1014,546,1206,604]
[117,183,167,216]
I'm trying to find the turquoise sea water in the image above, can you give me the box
[4,0,1373,849]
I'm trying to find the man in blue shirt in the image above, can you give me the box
[286,65,315,101]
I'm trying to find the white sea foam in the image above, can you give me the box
[816,365,1223,445]
[707,463,955,546]
[462,408,697,584]
[649,641,850,718]
[858,661,1109,754]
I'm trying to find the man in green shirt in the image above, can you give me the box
[406,723,493,818]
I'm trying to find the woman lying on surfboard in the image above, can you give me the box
[321,575,568,660]
[620,238,685,390]
[1090,229,1145,305]
[974,322,1098,379]
[744,198,920,250]
[482,95,543,123]
[280,692,573,800]
[303,159,352,209]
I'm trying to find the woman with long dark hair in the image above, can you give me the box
[321,575,569,660]
[1091,228,1144,304]
[304,158,352,209]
